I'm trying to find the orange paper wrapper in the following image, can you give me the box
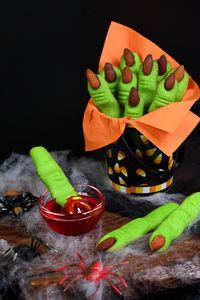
[83,21,200,156]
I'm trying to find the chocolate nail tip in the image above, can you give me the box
[96,237,116,251]
[124,48,131,54]
[145,53,152,60]
[150,235,165,251]
[178,65,185,72]
[86,68,92,78]
[159,54,166,61]
[105,62,112,68]
[129,87,139,106]
[124,48,134,66]
[122,66,132,83]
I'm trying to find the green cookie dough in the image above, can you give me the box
[148,76,178,112]
[149,192,200,251]
[138,60,159,113]
[97,202,179,252]
[100,66,121,96]
[87,74,122,118]
[124,93,144,120]
[120,51,141,74]
[30,146,79,207]
[117,72,138,108]
[167,67,189,102]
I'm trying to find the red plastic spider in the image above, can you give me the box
[56,252,129,300]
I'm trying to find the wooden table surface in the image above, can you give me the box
[0,135,200,299]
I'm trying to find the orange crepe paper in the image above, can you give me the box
[83,21,200,156]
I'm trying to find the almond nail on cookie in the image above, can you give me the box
[100,62,121,96]
[96,202,179,252]
[123,87,144,120]
[120,48,141,74]
[138,54,159,113]
[173,65,189,102]
[117,66,138,108]
[157,54,172,82]
[86,69,122,118]
[150,192,200,252]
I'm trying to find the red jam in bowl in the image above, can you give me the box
[39,184,105,235]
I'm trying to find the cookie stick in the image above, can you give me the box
[117,66,138,109]
[148,72,178,112]
[157,54,172,83]
[172,65,189,102]
[86,69,121,118]
[138,54,159,113]
[99,63,121,96]
[96,202,179,252]
[120,48,141,74]
[150,192,200,252]
[124,87,144,120]
[30,147,92,214]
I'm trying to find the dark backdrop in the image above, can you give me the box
[0,0,199,161]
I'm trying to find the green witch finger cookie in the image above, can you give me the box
[117,66,138,109]
[30,147,93,214]
[124,87,144,120]
[138,54,159,113]
[86,69,121,118]
[157,54,172,83]
[120,48,141,74]
[150,192,200,252]
[96,202,179,252]
[170,65,189,102]
[99,62,121,96]
[30,147,79,206]
[148,72,178,112]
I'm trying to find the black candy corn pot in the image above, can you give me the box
[105,128,181,195]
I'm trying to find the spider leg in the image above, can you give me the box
[32,236,57,253]
[59,269,82,284]
[0,246,15,261]
[100,274,124,296]
[31,237,41,253]
[62,274,83,292]
[102,271,128,288]
[89,279,101,300]
[76,252,88,273]
[56,263,77,272]
[101,261,129,272]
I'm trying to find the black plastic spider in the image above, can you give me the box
[0,236,57,262]
[0,192,38,217]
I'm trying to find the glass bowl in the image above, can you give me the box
[38,184,105,235]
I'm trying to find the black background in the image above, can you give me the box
[0,0,199,161]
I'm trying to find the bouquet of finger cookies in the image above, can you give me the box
[83,22,200,194]
[86,51,188,119]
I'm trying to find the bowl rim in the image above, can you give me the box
[39,184,105,221]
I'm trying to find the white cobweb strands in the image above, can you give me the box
[0,150,198,300]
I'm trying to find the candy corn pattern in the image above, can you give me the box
[120,166,128,177]
[140,134,149,144]
[168,155,173,170]
[111,177,173,194]
[136,169,146,177]
[154,153,162,164]
[136,149,143,159]
[108,167,114,175]
[114,163,120,173]
[146,148,157,157]
[119,176,127,186]
[107,149,112,158]
[118,151,126,160]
